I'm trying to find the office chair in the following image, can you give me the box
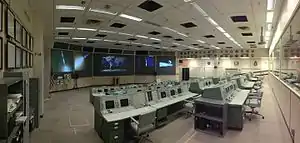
[244,93,264,121]
[183,100,194,118]
[130,111,156,143]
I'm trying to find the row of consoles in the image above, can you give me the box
[92,72,264,142]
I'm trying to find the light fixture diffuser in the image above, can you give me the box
[77,28,97,31]
[89,8,117,15]
[149,37,161,41]
[99,30,117,34]
[119,14,142,22]
[266,11,274,23]
[72,37,86,40]
[56,5,85,10]
[88,38,102,41]
[119,32,133,36]
[56,27,75,30]
[136,35,148,39]
[267,0,275,10]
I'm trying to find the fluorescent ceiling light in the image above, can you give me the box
[206,17,218,26]
[224,32,231,38]
[240,57,250,59]
[56,5,85,10]
[77,28,97,31]
[142,44,151,46]
[72,37,86,40]
[56,27,75,30]
[163,27,178,33]
[216,26,225,33]
[150,37,161,41]
[191,2,208,17]
[162,47,168,49]
[184,0,192,2]
[267,0,275,10]
[132,42,142,45]
[119,32,133,36]
[99,30,117,34]
[266,11,274,23]
[173,42,181,46]
[152,45,161,48]
[118,41,130,44]
[197,40,205,43]
[136,35,148,39]
[265,31,271,37]
[267,23,272,30]
[119,13,142,22]
[103,39,116,42]
[89,8,117,15]
[177,32,188,37]
[88,38,102,41]
[55,36,70,39]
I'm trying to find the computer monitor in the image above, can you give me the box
[147,91,153,102]
[104,89,108,92]
[161,92,167,98]
[170,90,176,96]
[137,89,142,92]
[111,88,114,91]
[98,89,102,92]
[105,100,115,109]
[120,99,129,107]
[177,88,182,94]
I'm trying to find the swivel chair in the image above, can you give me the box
[244,93,264,121]
[130,111,156,143]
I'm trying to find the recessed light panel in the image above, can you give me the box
[204,35,215,38]
[180,22,197,28]
[58,32,69,36]
[217,42,226,44]
[148,31,161,35]
[128,38,137,41]
[96,34,107,37]
[138,0,163,12]
[110,23,126,28]
[60,17,75,23]
[247,41,255,43]
[241,33,253,36]
[230,15,248,22]
[174,38,184,41]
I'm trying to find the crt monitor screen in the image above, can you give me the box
[170,90,176,96]
[120,99,129,107]
[147,91,153,101]
[105,100,115,109]
[161,92,167,98]
[177,88,182,94]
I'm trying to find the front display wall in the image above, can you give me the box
[50,42,178,92]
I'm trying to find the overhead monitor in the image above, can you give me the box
[147,91,153,102]
[156,56,176,75]
[51,49,74,73]
[170,90,176,96]
[94,54,134,76]
[161,92,167,98]
[135,56,156,75]
[74,52,93,77]
[105,100,115,109]
[177,88,182,94]
[120,99,129,107]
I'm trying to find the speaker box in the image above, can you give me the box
[182,68,190,81]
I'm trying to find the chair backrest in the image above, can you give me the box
[138,111,156,131]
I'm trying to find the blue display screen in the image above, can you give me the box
[145,56,154,67]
